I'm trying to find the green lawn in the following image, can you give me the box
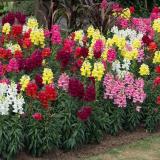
[84,135,160,160]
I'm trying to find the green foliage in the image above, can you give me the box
[55,92,110,150]
[0,115,24,160]
[124,106,142,131]
[25,113,60,156]
[143,79,160,132]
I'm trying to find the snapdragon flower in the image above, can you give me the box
[0,82,24,115]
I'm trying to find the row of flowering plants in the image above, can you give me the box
[1,1,160,159]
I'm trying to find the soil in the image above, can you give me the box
[17,127,160,160]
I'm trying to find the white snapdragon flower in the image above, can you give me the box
[0,82,25,115]
[112,60,121,72]
[122,59,131,71]
[112,59,131,78]
[111,26,143,44]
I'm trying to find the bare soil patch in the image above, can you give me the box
[17,127,160,160]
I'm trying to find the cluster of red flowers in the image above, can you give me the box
[2,12,26,25]
[0,48,12,59]
[26,82,57,109]
[56,37,89,72]
[18,50,43,72]
[68,78,96,102]
[142,35,157,53]
[38,85,57,109]
[77,106,92,121]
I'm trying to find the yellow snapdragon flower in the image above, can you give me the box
[20,75,30,91]
[152,18,160,32]
[121,8,131,20]
[153,51,160,64]
[27,17,38,29]
[132,39,141,49]
[92,62,105,81]
[30,28,45,48]
[101,48,108,61]
[42,68,54,84]
[139,64,150,76]
[2,23,11,35]
[87,26,95,38]
[80,60,92,77]
[74,30,84,43]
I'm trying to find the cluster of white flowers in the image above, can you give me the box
[111,26,143,43]
[0,82,24,115]
[112,59,131,78]
[5,43,21,54]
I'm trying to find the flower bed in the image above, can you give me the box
[1,2,160,159]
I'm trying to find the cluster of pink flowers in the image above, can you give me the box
[58,73,69,91]
[131,18,154,39]
[150,6,160,20]
[7,58,19,73]
[103,73,146,108]
[107,48,116,63]
[51,25,62,45]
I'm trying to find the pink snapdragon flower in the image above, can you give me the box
[58,73,69,91]
[7,58,19,73]
[107,48,116,63]
[51,24,62,45]
[103,73,146,108]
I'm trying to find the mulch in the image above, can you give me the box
[17,127,160,160]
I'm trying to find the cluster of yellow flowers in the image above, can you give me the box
[153,51,160,64]
[106,34,141,61]
[30,28,45,48]
[2,23,11,35]
[20,75,30,91]
[81,60,105,81]
[121,49,138,60]
[74,30,84,44]
[152,18,160,32]
[80,60,92,77]
[139,64,150,76]
[92,62,105,81]
[42,68,54,84]
[121,8,131,20]
[27,17,39,29]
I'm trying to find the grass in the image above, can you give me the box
[84,135,160,160]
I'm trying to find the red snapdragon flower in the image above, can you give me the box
[42,47,51,58]
[142,35,152,45]
[12,25,23,37]
[0,48,12,59]
[14,50,23,58]
[38,90,49,109]
[68,78,84,99]
[32,113,43,121]
[84,85,96,102]
[77,106,92,121]
[45,85,57,101]
[148,42,157,52]
[23,38,31,48]
[155,66,160,74]
[129,6,135,14]
[35,74,43,88]
[26,82,38,98]
[154,77,160,86]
